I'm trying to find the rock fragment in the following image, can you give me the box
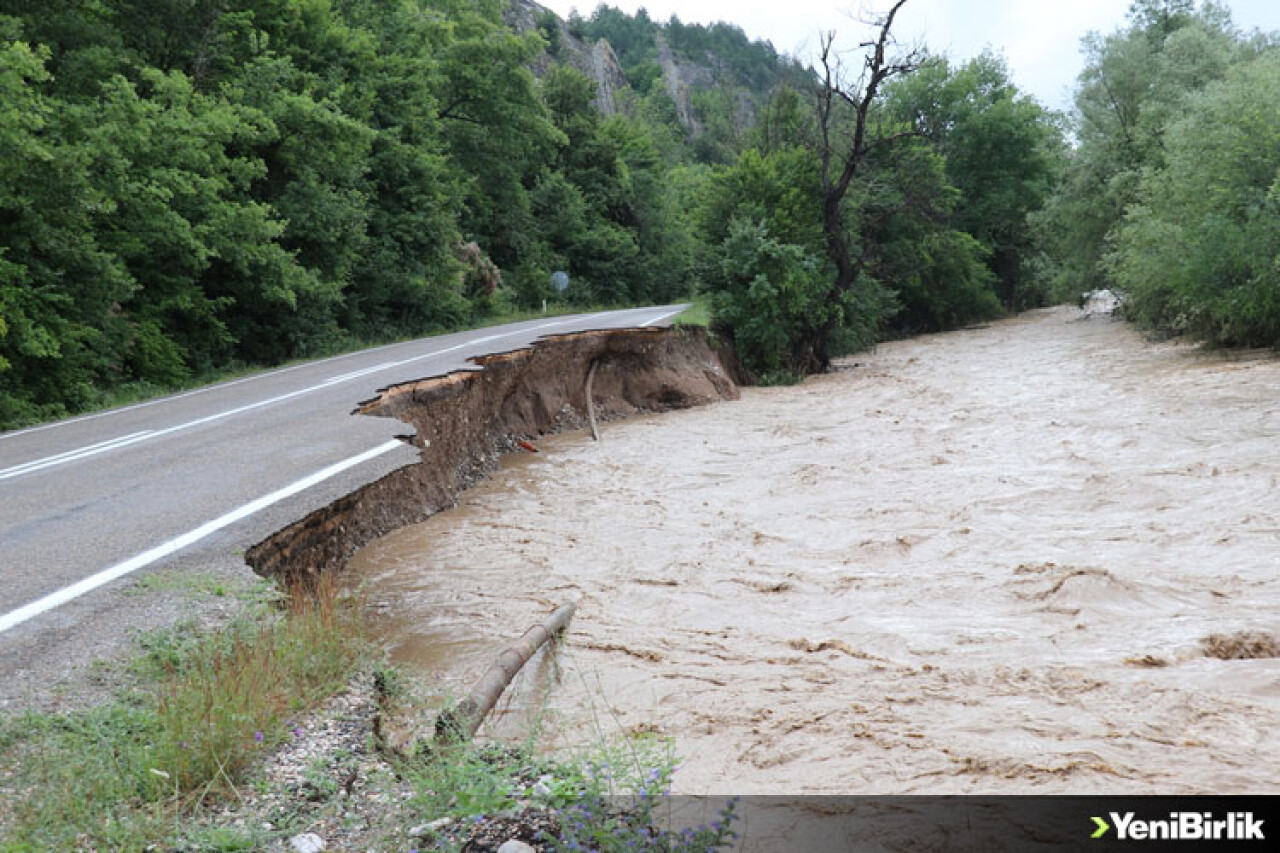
[290,833,326,853]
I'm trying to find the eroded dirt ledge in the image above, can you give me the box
[246,326,738,586]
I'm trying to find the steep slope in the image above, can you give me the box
[503,0,806,143]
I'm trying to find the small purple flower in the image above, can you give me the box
[179,741,188,750]
[294,726,303,738]
[254,731,264,743]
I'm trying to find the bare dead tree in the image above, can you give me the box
[804,0,925,373]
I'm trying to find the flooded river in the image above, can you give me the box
[351,307,1280,793]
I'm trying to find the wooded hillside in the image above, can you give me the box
[1,1,1276,427]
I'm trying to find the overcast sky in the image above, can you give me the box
[537,1,1280,112]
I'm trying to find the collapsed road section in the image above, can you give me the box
[246,326,739,586]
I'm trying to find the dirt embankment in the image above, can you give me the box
[245,327,738,586]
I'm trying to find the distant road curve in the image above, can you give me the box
[0,305,685,640]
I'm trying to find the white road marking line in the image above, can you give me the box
[0,343,410,442]
[322,362,401,386]
[0,309,673,479]
[0,431,154,480]
[639,308,684,327]
[0,440,407,635]
[0,331,527,480]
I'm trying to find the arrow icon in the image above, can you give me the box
[1091,816,1111,839]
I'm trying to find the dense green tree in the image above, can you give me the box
[1031,0,1280,351]
[1106,52,1280,345]
[71,68,302,375]
[689,87,745,164]
[710,217,833,380]
[701,147,824,251]
[579,4,657,69]
[336,0,467,336]
[538,66,640,304]
[887,53,1061,308]
[1038,0,1245,299]
[432,1,560,273]
[861,142,1000,334]
[700,147,837,378]
[752,84,818,154]
[608,115,698,303]
[533,65,701,307]
[228,56,373,361]
[0,37,132,424]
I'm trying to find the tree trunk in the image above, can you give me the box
[585,359,600,441]
[811,0,918,375]
[434,602,577,743]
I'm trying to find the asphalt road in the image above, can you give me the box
[0,306,684,671]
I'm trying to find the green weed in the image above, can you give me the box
[0,577,366,850]
[389,732,737,852]
[672,297,711,328]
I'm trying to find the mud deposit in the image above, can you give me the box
[352,309,1280,794]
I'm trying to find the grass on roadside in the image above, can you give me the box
[671,296,711,328]
[0,575,737,851]
[123,567,260,601]
[0,577,366,851]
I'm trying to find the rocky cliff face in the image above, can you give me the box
[504,0,629,116]
[654,33,706,135]
[502,0,763,134]
[585,38,629,116]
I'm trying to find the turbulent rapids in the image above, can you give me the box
[350,307,1280,794]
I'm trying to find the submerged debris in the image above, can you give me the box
[1079,288,1124,318]
[1202,631,1280,660]
[1124,654,1170,668]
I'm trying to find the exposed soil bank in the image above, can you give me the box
[352,308,1280,794]
[246,327,738,586]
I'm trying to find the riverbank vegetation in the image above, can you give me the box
[1046,1,1280,347]
[2,1,1275,424]
[0,574,735,851]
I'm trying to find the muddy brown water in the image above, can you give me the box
[350,308,1280,794]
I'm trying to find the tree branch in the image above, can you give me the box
[808,0,922,373]
[437,95,483,125]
